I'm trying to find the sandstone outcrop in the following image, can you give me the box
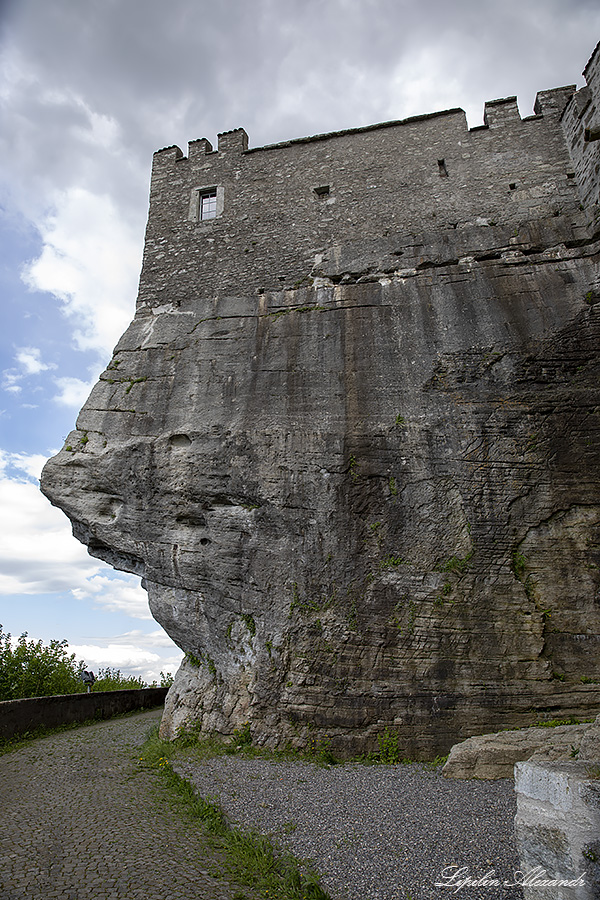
[41,45,600,757]
[443,716,600,779]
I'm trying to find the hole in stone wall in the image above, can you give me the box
[509,182,517,190]
[176,514,207,527]
[314,185,330,197]
[438,159,448,177]
[200,538,211,545]
[169,434,192,448]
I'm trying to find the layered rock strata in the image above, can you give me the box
[41,47,600,757]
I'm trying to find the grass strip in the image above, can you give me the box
[139,728,332,900]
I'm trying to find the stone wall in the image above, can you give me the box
[0,688,168,740]
[141,87,579,308]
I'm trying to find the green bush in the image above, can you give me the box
[91,667,175,691]
[0,625,83,700]
[91,667,148,691]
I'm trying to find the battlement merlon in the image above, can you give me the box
[534,85,577,117]
[217,128,249,153]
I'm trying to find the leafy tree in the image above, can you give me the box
[0,625,83,700]
[159,670,174,688]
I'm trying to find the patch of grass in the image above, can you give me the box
[375,728,404,764]
[378,554,408,570]
[436,550,473,575]
[138,731,331,900]
[433,580,453,607]
[125,376,148,394]
[241,615,256,636]
[511,549,526,579]
[360,729,448,768]
[289,582,333,616]
[305,734,336,766]
[225,722,253,755]
[528,716,591,728]
[185,652,204,668]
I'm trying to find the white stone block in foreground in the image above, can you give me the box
[514,760,600,900]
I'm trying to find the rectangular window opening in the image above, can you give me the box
[314,185,330,198]
[200,189,217,220]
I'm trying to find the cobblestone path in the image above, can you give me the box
[0,709,253,900]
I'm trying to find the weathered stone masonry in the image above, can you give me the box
[42,43,600,757]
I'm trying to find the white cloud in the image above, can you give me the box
[22,187,142,358]
[67,639,183,683]
[1,371,21,394]
[2,346,56,396]
[15,346,55,375]
[72,574,152,620]
[52,374,98,408]
[109,628,180,649]
[7,451,50,481]
[0,450,139,604]
[0,462,100,594]
[68,642,160,670]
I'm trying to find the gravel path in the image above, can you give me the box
[0,707,526,900]
[174,754,525,900]
[0,709,256,900]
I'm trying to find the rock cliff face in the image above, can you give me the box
[41,48,600,757]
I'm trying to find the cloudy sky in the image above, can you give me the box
[0,0,598,683]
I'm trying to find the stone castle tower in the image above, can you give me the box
[42,43,600,756]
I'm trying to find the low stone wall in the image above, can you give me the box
[0,688,168,740]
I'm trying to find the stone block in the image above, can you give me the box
[443,723,595,780]
[514,760,600,900]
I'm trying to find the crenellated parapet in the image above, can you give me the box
[139,82,588,309]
